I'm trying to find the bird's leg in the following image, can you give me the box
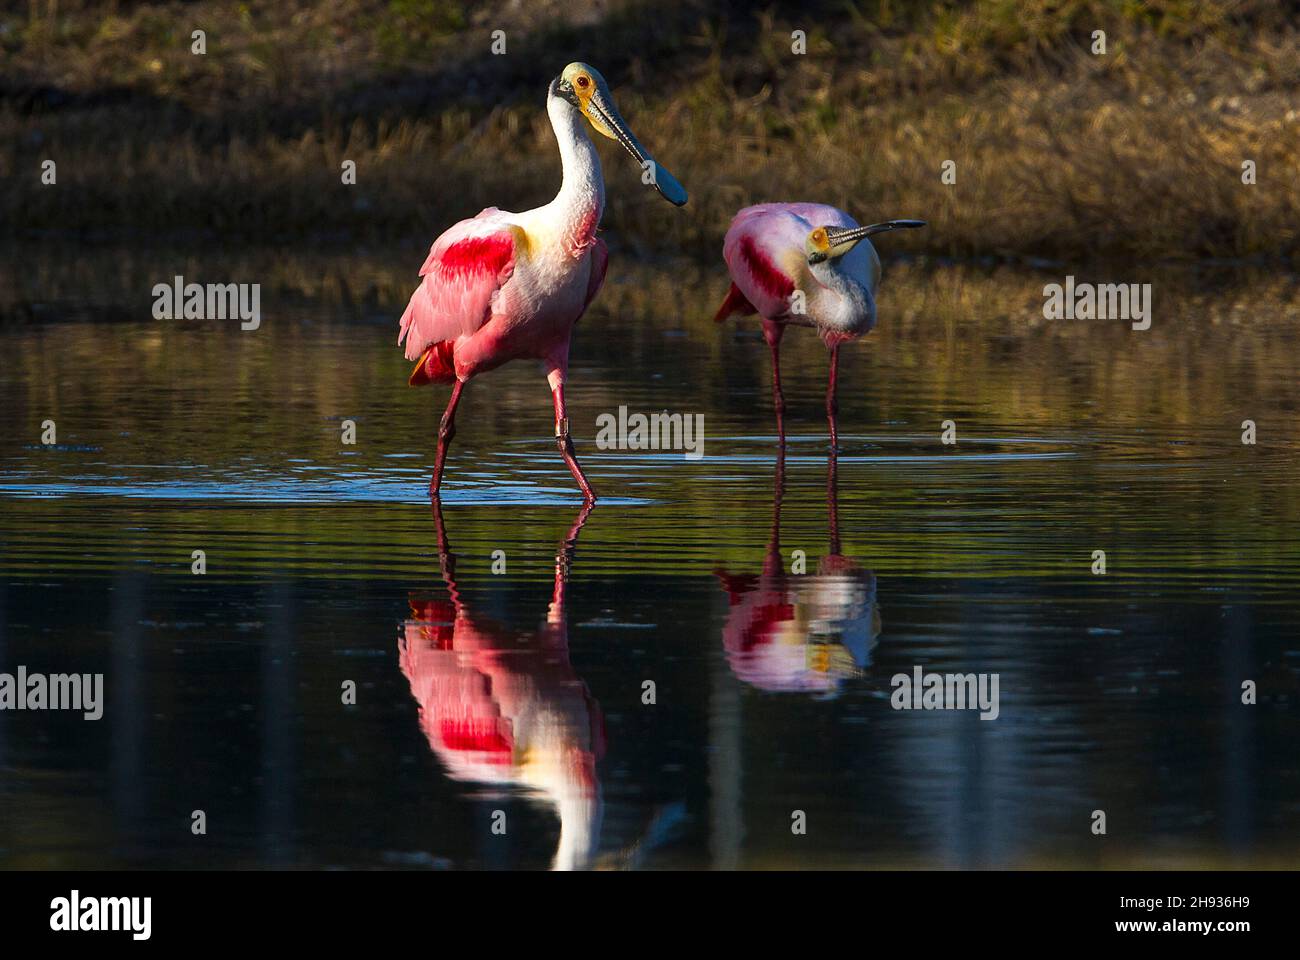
[552,384,598,504]
[827,343,840,451]
[770,340,786,445]
[430,379,466,499]
[763,322,786,446]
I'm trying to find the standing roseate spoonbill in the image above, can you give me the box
[713,203,925,446]
[399,63,688,503]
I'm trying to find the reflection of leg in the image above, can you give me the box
[431,498,449,557]
[826,343,840,450]
[774,442,787,509]
[550,498,597,628]
[763,444,786,578]
[430,379,467,499]
[429,499,460,606]
[564,498,597,550]
[764,322,786,445]
[553,383,598,503]
[827,445,840,556]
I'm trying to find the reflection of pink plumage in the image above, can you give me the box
[715,449,881,695]
[398,502,605,870]
[714,203,925,446]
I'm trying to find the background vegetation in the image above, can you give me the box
[1,0,1297,262]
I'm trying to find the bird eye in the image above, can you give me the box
[576,75,590,89]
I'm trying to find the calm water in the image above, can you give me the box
[1,246,1298,869]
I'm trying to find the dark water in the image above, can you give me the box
[1,247,1298,869]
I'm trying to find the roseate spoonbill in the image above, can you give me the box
[399,501,605,870]
[399,63,688,503]
[713,203,925,446]
[714,447,881,695]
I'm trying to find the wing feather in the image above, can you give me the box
[398,207,519,361]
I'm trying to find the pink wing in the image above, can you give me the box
[398,207,518,361]
[722,203,858,319]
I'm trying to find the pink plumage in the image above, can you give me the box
[714,202,924,445]
[717,203,859,321]
[580,237,609,315]
[398,208,517,365]
[398,62,689,503]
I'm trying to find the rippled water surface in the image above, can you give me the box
[1,247,1298,868]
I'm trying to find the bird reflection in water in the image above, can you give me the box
[714,448,881,695]
[398,501,605,870]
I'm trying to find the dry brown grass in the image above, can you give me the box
[1,0,1297,263]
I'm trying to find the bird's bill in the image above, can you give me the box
[824,219,927,250]
[582,87,688,207]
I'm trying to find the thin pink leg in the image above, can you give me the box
[552,384,598,503]
[826,343,840,450]
[764,322,786,445]
[430,379,466,500]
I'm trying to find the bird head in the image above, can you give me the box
[550,62,688,207]
[805,219,928,265]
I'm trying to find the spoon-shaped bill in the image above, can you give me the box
[586,88,688,206]
[826,219,927,246]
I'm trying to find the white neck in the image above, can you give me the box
[542,95,605,244]
[810,258,868,302]
[808,257,875,330]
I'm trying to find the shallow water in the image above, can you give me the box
[1,246,1298,869]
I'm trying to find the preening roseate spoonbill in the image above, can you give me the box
[714,447,881,695]
[399,63,688,503]
[399,501,605,870]
[713,203,925,446]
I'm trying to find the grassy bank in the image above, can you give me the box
[1,0,1297,263]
